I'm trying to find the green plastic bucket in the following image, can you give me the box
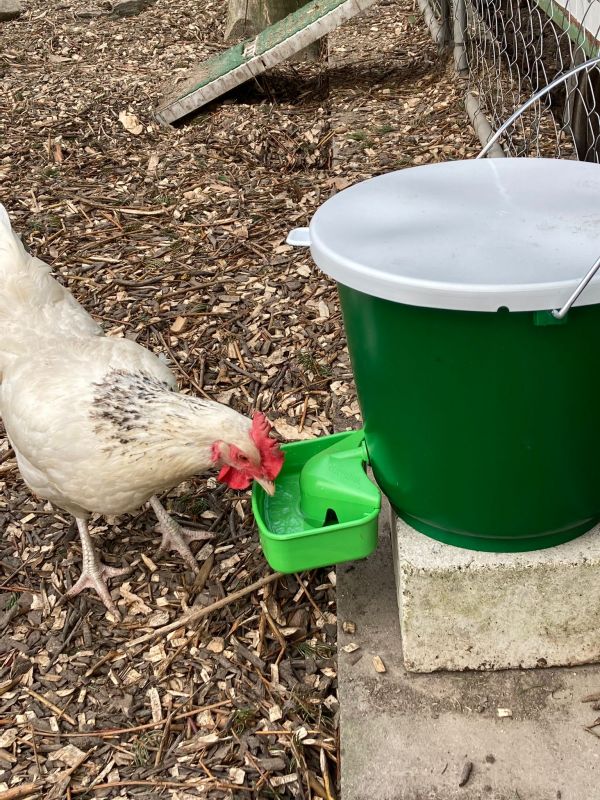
[288,158,600,552]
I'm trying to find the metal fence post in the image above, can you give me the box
[453,0,468,73]
[416,0,452,46]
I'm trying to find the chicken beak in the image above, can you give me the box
[255,477,276,496]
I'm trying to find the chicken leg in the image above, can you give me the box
[148,495,212,574]
[66,518,130,619]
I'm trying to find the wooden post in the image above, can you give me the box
[225,0,323,60]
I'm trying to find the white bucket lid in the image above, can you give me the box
[306,158,600,312]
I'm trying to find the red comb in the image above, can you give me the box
[251,412,284,481]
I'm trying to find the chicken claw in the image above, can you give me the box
[65,518,130,619]
[149,495,212,574]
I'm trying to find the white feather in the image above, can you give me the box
[0,207,101,377]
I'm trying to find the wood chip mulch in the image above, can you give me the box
[0,0,477,797]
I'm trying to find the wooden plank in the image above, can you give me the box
[536,0,600,56]
[154,0,377,125]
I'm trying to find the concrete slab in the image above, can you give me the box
[392,510,600,672]
[337,509,600,800]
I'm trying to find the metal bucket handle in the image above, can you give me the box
[477,56,600,319]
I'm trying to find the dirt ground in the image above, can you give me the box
[0,0,477,797]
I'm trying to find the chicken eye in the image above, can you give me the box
[238,454,249,464]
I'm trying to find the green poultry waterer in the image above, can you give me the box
[252,430,380,572]
[253,158,600,572]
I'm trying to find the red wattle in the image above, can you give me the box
[218,465,252,490]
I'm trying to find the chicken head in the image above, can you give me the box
[211,412,284,496]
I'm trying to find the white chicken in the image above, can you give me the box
[0,204,283,618]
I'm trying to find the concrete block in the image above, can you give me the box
[392,507,600,672]
[338,511,600,800]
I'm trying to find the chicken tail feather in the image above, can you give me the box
[0,204,101,378]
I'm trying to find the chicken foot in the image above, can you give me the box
[148,495,212,574]
[66,518,130,619]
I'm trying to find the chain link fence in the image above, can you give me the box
[418,0,600,160]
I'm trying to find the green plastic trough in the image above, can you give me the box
[252,430,380,573]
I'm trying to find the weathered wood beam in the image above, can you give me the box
[154,0,376,125]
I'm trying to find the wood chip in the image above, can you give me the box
[0,730,17,749]
[118,110,143,135]
[178,732,223,753]
[0,783,42,800]
[228,767,246,785]
[372,655,387,673]
[48,744,87,767]
[271,773,299,787]
[206,637,225,654]
[170,315,187,334]
[147,687,162,722]
[458,760,473,787]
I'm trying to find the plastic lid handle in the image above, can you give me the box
[286,227,311,247]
